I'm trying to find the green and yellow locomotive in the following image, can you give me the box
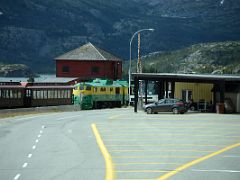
[73,79,128,110]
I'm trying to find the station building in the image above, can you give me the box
[132,73,240,113]
[55,42,122,80]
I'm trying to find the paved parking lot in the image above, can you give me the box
[0,108,239,180]
[94,110,240,180]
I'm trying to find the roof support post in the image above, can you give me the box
[165,81,169,98]
[158,81,164,100]
[170,81,175,98]
[134,77,139,112]
[145,80,148,105]
[219,81,225,104]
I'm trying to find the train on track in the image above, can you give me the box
[73,79,128,110]
[0,82,73,109]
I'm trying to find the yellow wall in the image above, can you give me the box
[174,82,213,103]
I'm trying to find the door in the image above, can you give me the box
[24,89,32,107]
[182,90,192,102]
[155,99,167,112]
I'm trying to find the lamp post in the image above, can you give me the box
[128,28,154,106]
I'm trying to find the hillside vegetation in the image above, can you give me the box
[123,41,240,79]
[0,63,33,77]
[0,0,240,72]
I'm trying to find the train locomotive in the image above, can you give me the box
[73,79,128,110]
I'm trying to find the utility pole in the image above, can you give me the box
[137,33,143,107]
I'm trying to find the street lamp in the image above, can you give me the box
[128,28,154,106]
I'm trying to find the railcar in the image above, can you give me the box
[0,83,25,108]
[73,79,128,110]
[24,85,73,107]
[0,83,73,109]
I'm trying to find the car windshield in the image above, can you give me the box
[158,99,165,104]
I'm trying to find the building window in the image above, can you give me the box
[62,66,69,73]
[91,66,99,74]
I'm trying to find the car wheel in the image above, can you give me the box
[190,106,195,111]
[146,107,152,114]
[172,108,179,114]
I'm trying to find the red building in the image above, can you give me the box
[55,42,122,80]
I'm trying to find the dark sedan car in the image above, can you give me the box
[144,98,187,114]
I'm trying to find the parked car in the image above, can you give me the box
[144,98,187,114]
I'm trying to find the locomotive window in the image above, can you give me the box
[94,87,98,92]
[110,88,113,92]
[80,85,84,90]
[116,87,120,94]
[86,86,91,91]
[100,87,106,92]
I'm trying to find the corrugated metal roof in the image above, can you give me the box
[132,73,240,83]
[0,75,77,83]
[55,42,121,61]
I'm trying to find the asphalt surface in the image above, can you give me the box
[0,108,240,180]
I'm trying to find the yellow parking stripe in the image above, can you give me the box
[104,138,236,142]
[102,134,240,138]
[113,155,199,159]
[116,170,170,173]
[107,144,225,147]
[115,162,181,166]
[157,143,240,180]
[91,123,115,180]
[111,149,214,153]
[118,179,155,180]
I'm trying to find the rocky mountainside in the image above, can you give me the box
[0,0,240,73]
[0,63,33,77]
[124,41,240,77]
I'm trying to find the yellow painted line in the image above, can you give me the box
[107,144,225,147]
[115,162,181,166]
[104,138,236,142]
[97,124,240,127]
[116,170,170,173]
[98,126,240,130]
[103,134,240,138]
[111,149,214,153]
[113,155,199,159]
[91,123,115,180]
[157,143,240,180]
[118,179,155,180]
[100,129,240,133]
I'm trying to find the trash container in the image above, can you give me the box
[216,103,224,114]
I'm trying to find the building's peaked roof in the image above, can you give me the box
[55,42,121,61]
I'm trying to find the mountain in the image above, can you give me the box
[0,63,33,77]
[0,0,240,73]
[123,41,240,77]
